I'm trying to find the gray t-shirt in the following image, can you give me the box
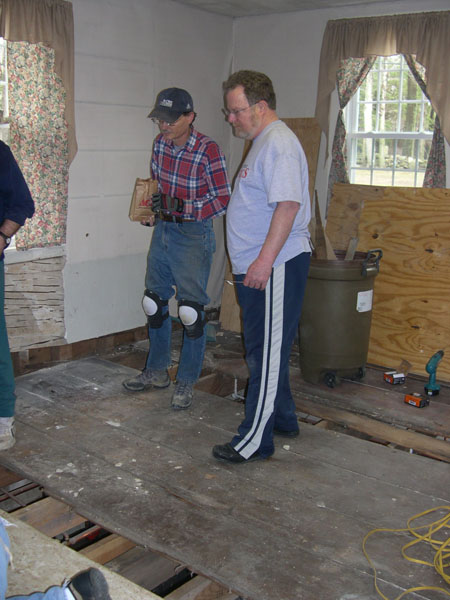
[226,120,311,274]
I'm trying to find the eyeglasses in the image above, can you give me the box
[151,115,184,127]
[222,102,258,118]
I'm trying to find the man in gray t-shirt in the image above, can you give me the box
[213,70,311,464]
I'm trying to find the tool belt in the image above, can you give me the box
[151,193,184,214]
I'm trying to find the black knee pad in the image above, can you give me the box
[142,290,169,328]
[178,299,206,339]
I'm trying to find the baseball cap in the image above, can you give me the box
[148,88,194,123]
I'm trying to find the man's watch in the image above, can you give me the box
[0,232,11,248]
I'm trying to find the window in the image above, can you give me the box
[345,55,434,187]
[0,38,9,144]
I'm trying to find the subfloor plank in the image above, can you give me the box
[13,496,87,537]
[165,575,235,599]
[106,546,181,592]
[0,464,24,488]
[79,533,136,564]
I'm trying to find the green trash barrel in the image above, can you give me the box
[299,249,382,387]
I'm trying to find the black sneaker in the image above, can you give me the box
[273,427,299,438]
[212,443,270,463]
[67,568,111,600]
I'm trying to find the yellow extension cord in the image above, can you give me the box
[363,506,450,600]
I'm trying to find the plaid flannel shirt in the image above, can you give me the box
[151,128,230,221]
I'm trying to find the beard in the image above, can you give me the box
[232,125,251,139]
[232,111,259,140]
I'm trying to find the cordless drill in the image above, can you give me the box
[424,350,444,396]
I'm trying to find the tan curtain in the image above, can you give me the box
[315,11,450,158]
[0,0,77,164]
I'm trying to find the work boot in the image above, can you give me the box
[0,417,15,450]
[172,381,194,410]
[122,368,170,392]
[67,567,111,600]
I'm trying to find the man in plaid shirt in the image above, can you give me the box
[123,88,230,410]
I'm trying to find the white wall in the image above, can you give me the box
[230,0,450,215]
[65,0,450,344]
[65,0,232,343]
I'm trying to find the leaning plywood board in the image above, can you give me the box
[314,192,336,259]
[220,118,321,333]
[281,118,321,206]
[325,183,384,250]
[219,261,242,333]
[327,184,450,380]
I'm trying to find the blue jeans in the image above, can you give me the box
[0,518,67,599]
[145,219,215,383]
[0,262,15,418]
[231,252,311,459]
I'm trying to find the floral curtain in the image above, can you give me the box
[403,55,446,188]
[327,57,375,208]
[0,0,77,163]
[7,41,69,248]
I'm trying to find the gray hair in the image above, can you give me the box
[222,70,276,110]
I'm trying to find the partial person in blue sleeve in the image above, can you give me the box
[0,141,34,450]
[0,515,111,599]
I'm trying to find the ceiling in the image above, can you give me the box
[172,0,395,18]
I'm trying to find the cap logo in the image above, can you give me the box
[160,99,173,107]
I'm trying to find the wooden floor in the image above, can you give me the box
[1,333,450,600]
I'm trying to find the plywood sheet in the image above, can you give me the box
[327,184,450,379]
[219,118,321,333]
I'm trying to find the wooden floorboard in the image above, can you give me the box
[0,358,449,600]
[289,365,450,439]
